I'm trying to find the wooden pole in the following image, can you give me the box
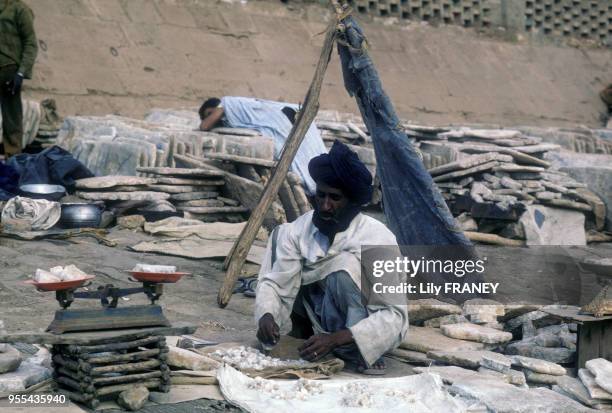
[217,13,339,308]
[90,359,161,376]
[204,152,276,168]
[57,366,88,382]
[288,172,312,215]
[95,379,162,396]
[56,375,95,393]
[84,348,161,364]
[57,388,96,403]
[279,179,300,222]
[92,370,165,386]
[52,354,85,372]
[67,336,163,355]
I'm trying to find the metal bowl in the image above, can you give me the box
[59,203,103,228]
[19,184,66,202]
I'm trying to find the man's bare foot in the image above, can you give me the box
[357,358,386,375]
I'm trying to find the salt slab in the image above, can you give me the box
[0,345,22,374]
[579,368,612,401]
[524,369,561,385]
[400,327,486,353]
[441,323,512,344]
[407,299,462,325]
[75,176,156,189]
[167,346,220,371]
[511,355,566,376]
[426,350,509,370]
[450,378,594,413]
[586,358,612,394]
[0,362,51,393]
[132,264,176,273]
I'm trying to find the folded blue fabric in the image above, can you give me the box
[7,145,93,193]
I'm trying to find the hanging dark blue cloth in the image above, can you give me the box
[7,146,94,193]
[336,16,470,246]
[0,161,19,200]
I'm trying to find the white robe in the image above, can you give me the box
[255,211,409,366]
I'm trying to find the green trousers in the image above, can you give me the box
[0,65,23,157]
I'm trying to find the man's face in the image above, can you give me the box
[314,182,349,222]
[202,108,215,120]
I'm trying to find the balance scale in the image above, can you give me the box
[26,271,189,334]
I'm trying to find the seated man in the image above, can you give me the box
[255,141,408,375]
[198,96,327,195]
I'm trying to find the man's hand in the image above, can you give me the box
[298,329,354,361]
[6,73,23,95]
[199,107,224,131]
[257,313,280,346]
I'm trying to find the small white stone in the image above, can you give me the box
[213,346,307,371]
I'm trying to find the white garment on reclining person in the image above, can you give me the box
[220,96,327,195]
[254,211,409,366]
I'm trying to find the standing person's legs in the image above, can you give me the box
[0,65,23,157]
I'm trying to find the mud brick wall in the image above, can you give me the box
[21,0,612,127]
[351,0,494,28]
[524,0,612,45]
[348,0,612,46]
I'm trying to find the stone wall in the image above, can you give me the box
[20,0,612,127]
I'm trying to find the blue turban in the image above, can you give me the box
[308,140,373,205]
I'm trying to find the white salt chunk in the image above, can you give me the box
[33,269,61,283]
[132,264,176,273]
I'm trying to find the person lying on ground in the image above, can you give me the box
[254,140,408,375]
[198,96,327,195]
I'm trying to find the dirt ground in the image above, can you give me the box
[0,224,610,413]
[0,228,257,344]
[1,226,610,340]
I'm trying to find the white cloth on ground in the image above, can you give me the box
[218,364,467,413]
[220,96,327,195]
[254,211,409,366]
[1,196,61,231]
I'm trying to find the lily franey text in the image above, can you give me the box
[372,282,500,295]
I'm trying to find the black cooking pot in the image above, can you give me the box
[59,203,103,228]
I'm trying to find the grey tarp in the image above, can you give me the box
[336,16,470,246]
